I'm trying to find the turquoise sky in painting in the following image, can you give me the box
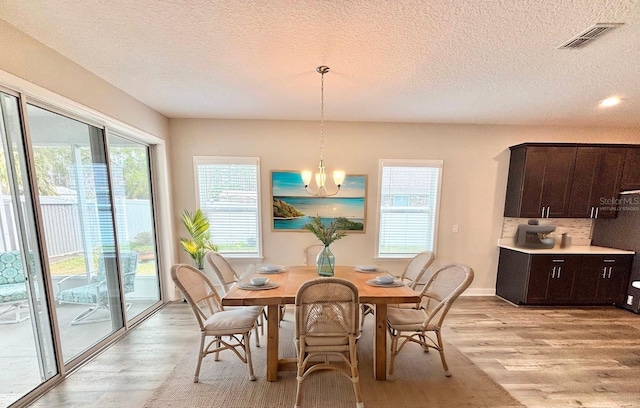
[272,171,365,197]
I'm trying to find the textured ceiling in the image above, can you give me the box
[1,0,639,127]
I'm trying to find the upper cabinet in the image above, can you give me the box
[504,145,576,218]
[567,147,626,219]
[504,143,638,219]
[620,148,640,191]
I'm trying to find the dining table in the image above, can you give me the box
[221,265,421,381]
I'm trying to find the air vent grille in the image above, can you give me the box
[557,23,623,49]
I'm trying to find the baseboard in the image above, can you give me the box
[461,288,496,296]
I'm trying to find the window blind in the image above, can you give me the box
[194,156,261,257]
[377,159,443,258]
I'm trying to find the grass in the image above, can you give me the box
[49,254,157,276]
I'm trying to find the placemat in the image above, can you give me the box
[237,281,281,291]
[365,278,405,287]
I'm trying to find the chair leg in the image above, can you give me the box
[294,346,305,408]
[349,340,364,408]
[214,338,221,361]
[388,334,398,381]
[194,334,206,383]
[435,330,450,377]
[243,332,256,381]
[254,324,260,347]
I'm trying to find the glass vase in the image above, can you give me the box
[316,245,335,277]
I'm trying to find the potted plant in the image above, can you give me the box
[180,209,217,269]
[303,215,348,276]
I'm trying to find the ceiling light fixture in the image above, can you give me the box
[599,96,622,108]
[301,66,345,197]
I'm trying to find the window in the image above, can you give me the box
[194,156,262,257]
[376,159,443,258]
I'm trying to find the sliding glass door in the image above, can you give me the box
[0,92,57,406]
[0,90,163,406]
[27,104,125,362]
[107,133,160,322]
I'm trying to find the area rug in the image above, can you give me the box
[144,314,524,408]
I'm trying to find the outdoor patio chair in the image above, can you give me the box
[386,263,474,380]
[171,264,262,382]
[55,251,138,325]
[0,251,35,324]
[294,277,364,408]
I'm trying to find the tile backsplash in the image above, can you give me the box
[501,217,593,246]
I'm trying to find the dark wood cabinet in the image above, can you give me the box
[505,143,640,219]
[504,145,576,218]
[526,255,579,304]
[496,248,633,306]
[568,147,626,219]
[620,148,640,191]
[574,255,633,304]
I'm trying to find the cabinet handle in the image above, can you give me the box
[551,266,556,278]
[608,267,612,279]
[552,259,564,263]
[603,260,615,263]
[595,207,599,218]
[546,207,550,218]
[590,207,594,218]
[602,267,607,278]
[557,266,561,278]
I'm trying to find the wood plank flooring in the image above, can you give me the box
[26,297,640,408]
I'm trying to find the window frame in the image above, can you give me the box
[193,155,263,259]
[375,158,443,259]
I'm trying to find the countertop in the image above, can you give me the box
[498,243,635,255]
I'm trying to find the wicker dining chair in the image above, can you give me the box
[397,251,436,290]
[294,278,364,408]
[386,263,474,380]
[171,264,262,382]
[361,251,436,328]
[205,251,267,343]
[303,244,324,266]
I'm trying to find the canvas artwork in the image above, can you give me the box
[271,171,366,232]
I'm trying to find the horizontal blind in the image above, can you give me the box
[377,160,442,258]
[194,156,261,257]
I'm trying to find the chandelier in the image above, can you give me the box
[301,66,345,197]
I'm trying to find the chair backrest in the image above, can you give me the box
[0,251,35,284]
[418,264,474,329]
[97,251,139,292]
[295,278,360,341]
[171,264,223,330]
[205,251,239,293]
[400,251,435,289]
[303,244,325,266]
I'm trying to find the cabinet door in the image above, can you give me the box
[592,148,626,218]
[527,256,578,304]
[568,147,625,219]
[620,148,640,191]
[576,256,633,304]
[520,147,576,218]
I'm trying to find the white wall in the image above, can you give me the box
[0,21,178,301]
[169,118,640,295]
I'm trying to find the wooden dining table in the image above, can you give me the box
[221,265,421,381]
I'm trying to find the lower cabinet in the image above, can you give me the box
[496,248,633,306]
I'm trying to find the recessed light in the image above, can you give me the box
[599,96,622,107]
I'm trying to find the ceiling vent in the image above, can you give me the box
[557,23,623,49]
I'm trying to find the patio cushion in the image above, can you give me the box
[55,283,107,306]
[0,282,28,303]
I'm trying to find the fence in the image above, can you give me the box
[0,196,152,257]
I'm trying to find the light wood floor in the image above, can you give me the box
[26,296,640,408]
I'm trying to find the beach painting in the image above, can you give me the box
[271,171,366,232]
